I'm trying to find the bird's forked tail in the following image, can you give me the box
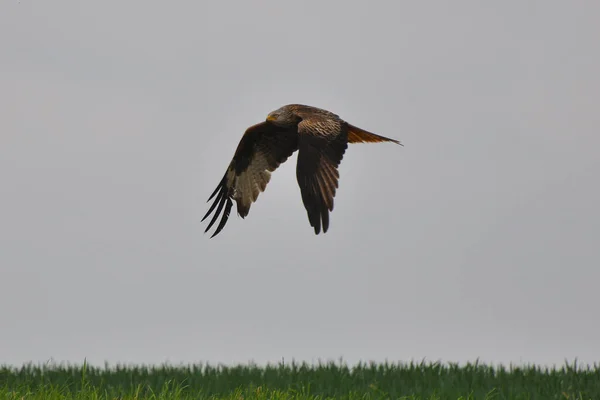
[346,123,403,146]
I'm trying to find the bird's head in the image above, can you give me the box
[266,106,301,128]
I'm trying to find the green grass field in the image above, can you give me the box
[1,360,598,400]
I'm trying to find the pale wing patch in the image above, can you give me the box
[230,151,273,217]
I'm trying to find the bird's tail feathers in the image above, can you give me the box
[346,124,403,146]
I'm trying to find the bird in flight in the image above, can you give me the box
[202,104,402,237]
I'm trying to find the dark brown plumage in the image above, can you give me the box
[202,104,402,237]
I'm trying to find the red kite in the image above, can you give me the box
[202,104,402,237]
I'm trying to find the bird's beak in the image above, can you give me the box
[266,114,277,122]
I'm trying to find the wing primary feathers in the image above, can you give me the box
[201,176,226,222]
[307,190,322,234]
[321,202,329,233]
[204,188,228,233]
[302,168,330,235]
[211,196,233,238]
[202,189,223,223]
[298,174,320,234]
[310,178,323,234]
[206,179,223,202]
[317,174,330,233]
[202,174,234,238]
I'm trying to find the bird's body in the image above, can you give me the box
[202,104,402,237]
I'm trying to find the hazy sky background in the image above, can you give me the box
[1,1,599,368]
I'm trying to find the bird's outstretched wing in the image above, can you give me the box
[202,121,298,237]
[294,113,348,235]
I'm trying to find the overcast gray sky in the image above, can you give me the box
[1,1,599,368]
